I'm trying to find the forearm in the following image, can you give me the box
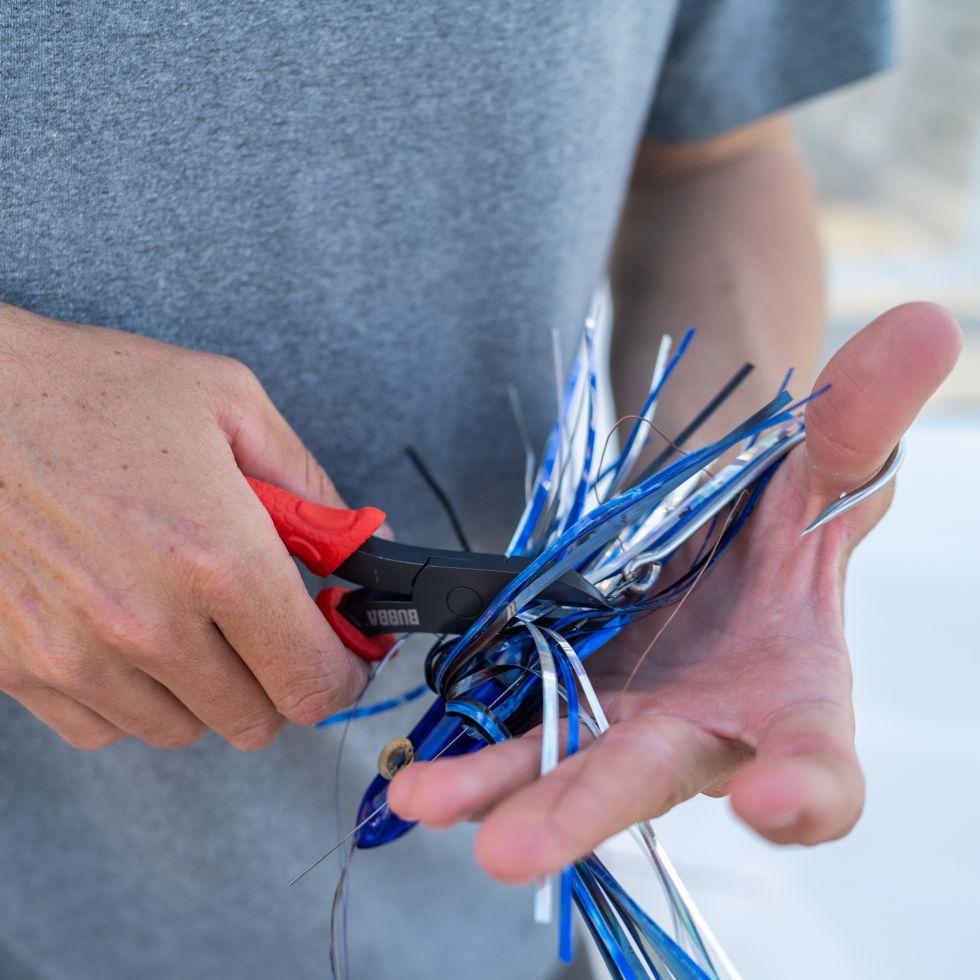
[610,116,824,448]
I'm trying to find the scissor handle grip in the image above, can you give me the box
[246,477,386,578]
[316,587,396,662]
[247,477,394,662]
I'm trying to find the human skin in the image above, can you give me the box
[0,115,962,861]
[0,304,368,750]
[387,118,963,864]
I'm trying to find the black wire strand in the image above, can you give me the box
[632,361,755,484]
[405,446,472,552]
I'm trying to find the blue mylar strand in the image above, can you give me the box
[315,684,429,727]
[435,396,795,689]
[559,869,574,963]
[746,366,793,450]
[599,328,695,488]
[572,870,650,979]
[445,698,510,744]
[583,857,710,980]
[508,358,583,556]
[559,325,599,535]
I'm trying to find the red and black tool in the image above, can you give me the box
[247,478,607,662]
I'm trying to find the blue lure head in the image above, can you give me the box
[354,695,483,848]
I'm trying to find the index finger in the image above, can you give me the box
[205,488,370,725]
[473,715,738,884]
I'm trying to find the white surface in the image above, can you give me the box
[588,413,980,979]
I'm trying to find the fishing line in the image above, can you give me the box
[606,492,746,721]
[632,362,755,484]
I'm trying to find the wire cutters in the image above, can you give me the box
[247,478,607,661]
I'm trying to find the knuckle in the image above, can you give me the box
[214,354,261,396]
[146,724,206,751]
[30,645,95,690]
[89,601,162,663]
[61,571,167,667]
[60,724,121,752]
[173,533,247,605]
[276,671,348,726]
[226,712,285,752]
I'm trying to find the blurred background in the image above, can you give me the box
[800,0,980,395]
[594,1,980,976]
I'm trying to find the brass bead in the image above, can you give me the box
[377,736,415,780]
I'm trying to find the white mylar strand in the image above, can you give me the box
[524,620,561,925]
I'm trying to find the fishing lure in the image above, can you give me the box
[313,290,903,980]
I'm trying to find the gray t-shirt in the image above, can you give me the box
[0,3,889,978]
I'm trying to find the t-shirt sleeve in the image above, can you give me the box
[646,0,894,140]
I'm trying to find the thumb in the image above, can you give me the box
[216,363,345,507]
[803,302,961,500]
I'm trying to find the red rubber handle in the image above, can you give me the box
[317,586,396,662]
[247,477,386,577]
[248,477,395,662]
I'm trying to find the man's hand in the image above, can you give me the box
[0,303,368,751]
[388,302,962,881]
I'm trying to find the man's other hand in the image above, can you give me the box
[389,302,962,875]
